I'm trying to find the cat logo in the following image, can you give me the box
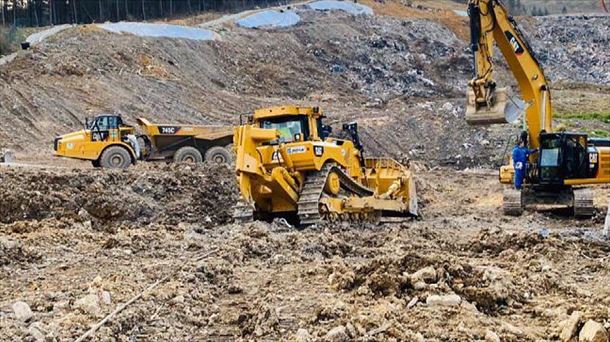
[505,31,524,56]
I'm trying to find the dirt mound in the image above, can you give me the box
[0,163,237,228]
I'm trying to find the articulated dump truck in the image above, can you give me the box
[232,106,418,227]
[54,114,233,168]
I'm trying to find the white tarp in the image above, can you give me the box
[26,24,73,45]
[236,10,300,28]
[98,22,216,41]
[308,0,373,16]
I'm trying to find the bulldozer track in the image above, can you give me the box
[233,199,254,223]
[503,188,523,216]
[297,164,332,226]
[573,188,595,218]
[297,163,377,226]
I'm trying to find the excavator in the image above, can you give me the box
[465,0,610,217]
[232,106,418,226]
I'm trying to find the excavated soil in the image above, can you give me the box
[1,2,610,341]
[1,165,609,341]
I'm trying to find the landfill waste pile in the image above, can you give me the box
[1,1,610,341]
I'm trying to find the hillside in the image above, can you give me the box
[0,2,608,169]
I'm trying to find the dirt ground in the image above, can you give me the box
[1,163,609,341]
[1,1,610,341]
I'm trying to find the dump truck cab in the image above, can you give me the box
[54,114,138,168]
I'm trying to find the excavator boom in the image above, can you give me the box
[466,0,552,149]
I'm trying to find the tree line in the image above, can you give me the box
[0,0,291,27]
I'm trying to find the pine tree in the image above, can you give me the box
[562,6,567,14]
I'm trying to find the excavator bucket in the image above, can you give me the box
[465,87,513,125]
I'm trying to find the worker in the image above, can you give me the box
[512,138,537,190]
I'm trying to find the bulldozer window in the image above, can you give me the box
[261,116,309,144]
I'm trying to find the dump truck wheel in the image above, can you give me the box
[174,146,203,163]
[91,159,101,168]
[100,146,132,169]
[205,146,233,164]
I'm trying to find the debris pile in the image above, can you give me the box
[530,16,610,85]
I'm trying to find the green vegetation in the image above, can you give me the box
[590,129,610,138]
[0,27,23,57]
[556,112,610,123]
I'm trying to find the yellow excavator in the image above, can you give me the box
[466,0,610,217]
[232,106,418,226]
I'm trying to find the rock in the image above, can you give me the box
[426,294,461,306]
[295,328,312,342]
[27,322,46,342]
[579,320,608,342]
[12,301,33,321]
[346,322,357,338]
[411,266,437,283]
[406,296,418,309]
[74,293,101,316]
[101,291,112,305]
[413,280,427,290]
[324,325,350,342]
[0,149,14,163]
[172,295,185,304]
[560,311,582,341]
[485,330,500,342]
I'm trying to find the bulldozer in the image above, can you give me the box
[465,0,610,217]
[232,105,418,226]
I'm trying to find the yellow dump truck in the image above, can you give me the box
[54,114,233,168]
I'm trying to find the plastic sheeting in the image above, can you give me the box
[308,0,373,16]
[98,22,216,41]
[236,10,301,28]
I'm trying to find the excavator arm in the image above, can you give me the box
[466,0,552,149]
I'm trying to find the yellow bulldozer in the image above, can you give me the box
[54,114,233,168]
[232,106,418,226]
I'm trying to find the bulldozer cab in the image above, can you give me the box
[252,106,326,144]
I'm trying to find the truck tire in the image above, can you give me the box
[174,146,203,163]
[205,146,233,164]
[100,146,132,169]
[91,159,101,168]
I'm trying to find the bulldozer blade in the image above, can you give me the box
[465,87,517,125]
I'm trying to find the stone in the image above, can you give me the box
[12,301,33,321]
[413,280,427,290]
[27,322,46,342]
[560,311,582,341]
[345,322,357,338]
[295,328,312,342]
[426,294,461,306]
[407,296,418,309]
[579,320,608,342]
[485,330,500,342]
[101,291,112,305]
[74,293,101,316]
[411,266,437,283]
[324,325,350,342]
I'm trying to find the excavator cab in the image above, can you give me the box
[538,133,593,185]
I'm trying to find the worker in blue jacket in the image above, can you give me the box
[512,139,538,190]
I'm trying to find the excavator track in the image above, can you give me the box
[233,199,254,223]
[297,163,377,226]
[573,188,595,218]
[503,188,523,216]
